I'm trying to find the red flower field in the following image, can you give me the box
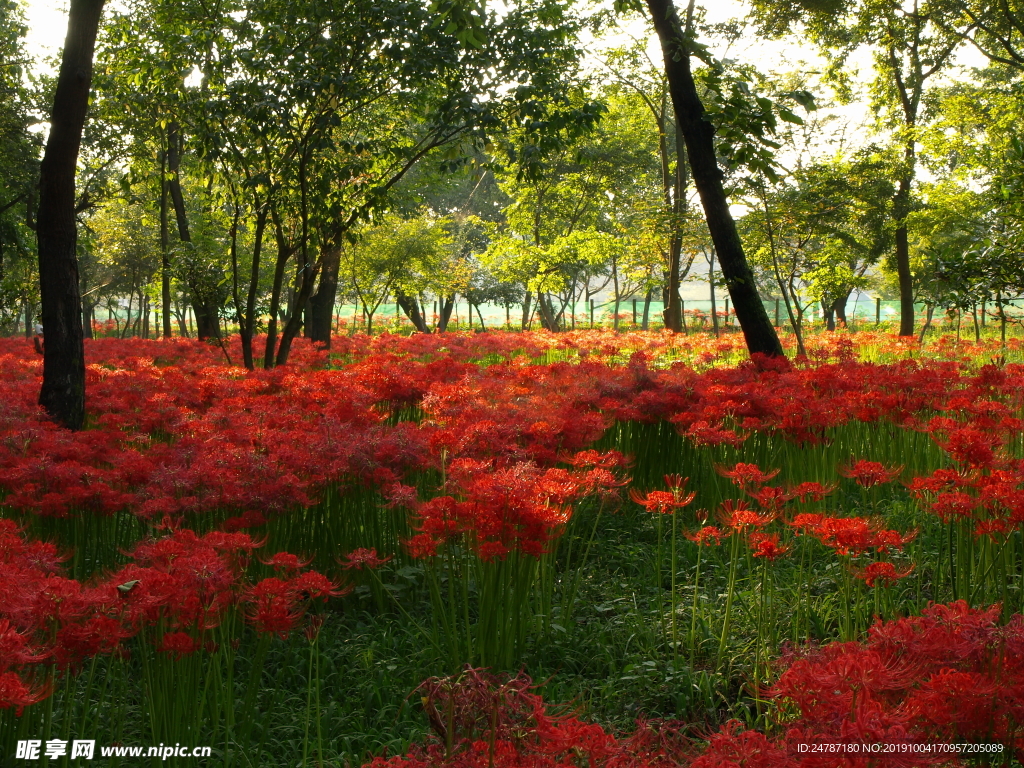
[1,330,1023,766]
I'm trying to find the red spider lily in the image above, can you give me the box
[243,578,304,639]
[786,481,837,502]
[0,619,47,669]
[156,631,200,660]
[288,571,347,601]
[685,526,724,547]
[690,720,788,768]
[715,462,781,489]
[304,614,325,643]
[340,547,393,571]
[838,459,904,488]
[748,485,789,511]
[928,490,978,523]
[747,532,790,561]
[717,499,775,531]
[798,515,916,556]
[629,485,695,514]
[0,671,51,715]
[260,551,313,574]
[856,561,915,587]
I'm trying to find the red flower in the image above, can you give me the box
[340,548,393,571]
[157,631,199,660]
[717,500,775,530]
[686,526,723,547]
[856,561,914,587]
[839,459,903,488]
[747,532,790,561]
[716,462,781,489]
[261,551,312,574]
[0,671,51,714]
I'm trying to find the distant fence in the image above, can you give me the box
[328,297,1024,331]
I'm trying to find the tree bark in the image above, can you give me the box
[645,0,784,357]
[520,290,532,331]
[275,258,320,366]
[438,294,455,332]
[894,176,915,336]
[664,123,688,332]
[264,207,293,367]
[396,288,430,333]
[159,138,172,338]
[168,120,218,340]
[37,0,104,430]
[309,234,342,345]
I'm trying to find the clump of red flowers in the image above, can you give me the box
[0,521,341,711]
[367,603,1024,767]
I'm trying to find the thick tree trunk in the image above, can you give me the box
[894,177,915,337]
[309,238,342,345]
[537,293,559,331]
[37,0,104,430]
[646,0,783,357]
[396,288,430,333]
[438,294,455,332]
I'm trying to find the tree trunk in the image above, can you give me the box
[168,120,219,341]
[264,209,292,368]
[275,258,321,366]
[708,249,719,336]
[159,138,172,338]
[309,235,342,345]
[834,292,849,327]
[663,123,688,332]
[645,0,784,358]
[36,0,104,429]
[894,176,915,337]
[917,302,934,345]
[396,288,430,333]
[520,290,532,331]
[438,294,455,332]
[537,293,559,331]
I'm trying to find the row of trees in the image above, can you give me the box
[7,0,1024,426]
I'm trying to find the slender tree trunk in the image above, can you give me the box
[36,0,104,429]
[917,302,934,344]
[641,285,653,330]
[264,209,292,368]
[159,139,172,338]
[82,301,93,339]
[708,249,719,336]
[168,120,218,341]
[520,290,532,331]
[664,123,688,332]
[646,0,783,357]
[275,258,320,366]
